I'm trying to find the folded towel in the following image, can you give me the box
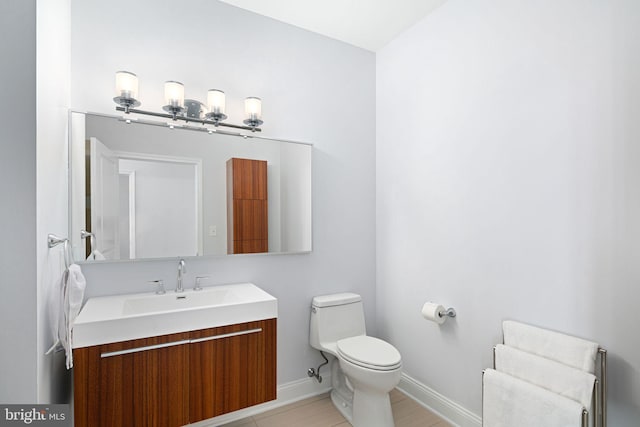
[59,264,86,368]
[503,320,599,373]
[495,344,596,412]
[483,368,585,427]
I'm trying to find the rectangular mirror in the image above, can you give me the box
[69,112,312,261]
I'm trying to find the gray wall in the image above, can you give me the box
[70,0,377,387]
[0,0,37,403]
[376,0,640,424]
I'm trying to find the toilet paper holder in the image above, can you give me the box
[439,307,457,318]
[421,302,457,324]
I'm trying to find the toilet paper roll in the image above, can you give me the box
[422,302,446,325]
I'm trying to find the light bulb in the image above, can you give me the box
[164,81,184,108]
[244,97,262,121]
[115,71,138,100]
[207,89,226,115]
[113,71,140,110]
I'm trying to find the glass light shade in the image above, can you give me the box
[207,89,226,115]
[164,81,185,108]
[115,71,138,100]
[244,97,262,121]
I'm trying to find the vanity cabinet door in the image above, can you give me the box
[73,319,276,426]
[73,332,190,427]
[189,318,277,422]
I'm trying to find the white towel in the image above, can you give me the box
[45,243,71,355]
[494,344,596,412]
[503,320,599,373]
[45,271,65,355]
[59,264,87,369]
[86,250,106,261]
[483,368,585,427]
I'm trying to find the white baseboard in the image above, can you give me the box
[397,374,482,427]
[190,374,332,426]
[190,372,481,427]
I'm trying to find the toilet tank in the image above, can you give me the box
[310,293,366,351]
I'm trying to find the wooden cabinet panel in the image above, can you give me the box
[232,200,268,240]
[74,332,190,427]
[73,345,101,426]
[227,158,268,254]
[189,319,277,420]
[73,320,277,427]
[230,158,267,200]
[233,239,268,253]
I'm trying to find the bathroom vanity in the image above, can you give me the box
[72,283,277,427]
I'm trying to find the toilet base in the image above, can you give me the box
[351,387,394,427]
[331,388,353,423]
[330,384,396,427]
[331,358,354,422]
[329,358,397,427]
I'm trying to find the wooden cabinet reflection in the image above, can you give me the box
[226,158,268,254]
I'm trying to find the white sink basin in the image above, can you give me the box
[122,288,238,316]
[73,283,277,348]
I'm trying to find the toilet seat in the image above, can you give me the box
[337,336,402,371]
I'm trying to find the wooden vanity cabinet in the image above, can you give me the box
[73,319,277,427]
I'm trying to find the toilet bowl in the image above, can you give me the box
[309,293,402,427]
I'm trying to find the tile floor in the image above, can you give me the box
[219,389,452,427]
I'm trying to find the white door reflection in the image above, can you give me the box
[89,137,119,260]
[116,154,202,259]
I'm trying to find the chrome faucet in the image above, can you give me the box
[176,259,186,292]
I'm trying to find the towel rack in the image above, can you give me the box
[47,233,67,249]
[80,230,98,259]
[598,348,607,427]
[483,321,607,427]
[48,233,73,269]
[488,346,607,427]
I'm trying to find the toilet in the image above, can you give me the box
[310,293,402,427]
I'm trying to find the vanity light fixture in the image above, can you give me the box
[206,89,227,123]
[243,97,264,128]
[112,71,263,132]
[113,71,141,113]
[163,81,185,119]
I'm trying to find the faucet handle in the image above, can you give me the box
[148,280,166,295]
[194,276,210,291]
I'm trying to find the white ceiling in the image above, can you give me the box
[218,0,447,52]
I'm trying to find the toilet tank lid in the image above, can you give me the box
[312,293,361,307]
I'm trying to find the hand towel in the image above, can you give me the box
[503,320,599,373]
[59,264,87,368]
[45,270,66,355]
[495,344,596,412]
[45,243,72,355]
[483,368,585,427]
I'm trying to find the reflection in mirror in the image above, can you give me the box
[69,112,312,261]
